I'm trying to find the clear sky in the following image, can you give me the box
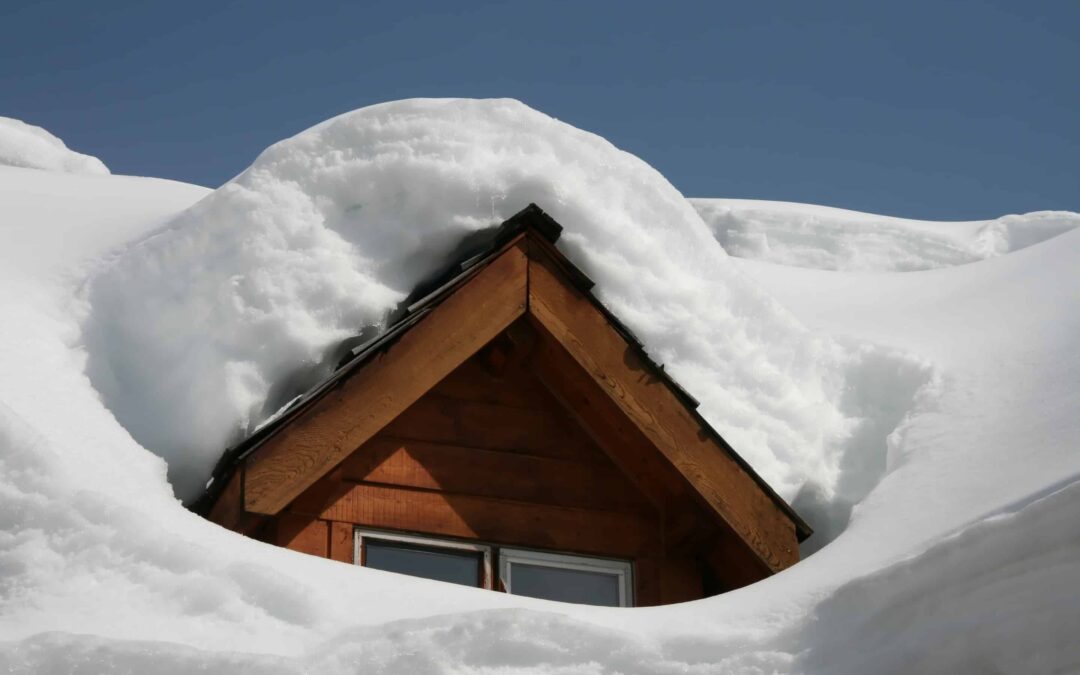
[2,0,1076,220]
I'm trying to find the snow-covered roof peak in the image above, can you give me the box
[82,98,854,507]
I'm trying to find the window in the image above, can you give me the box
[353,529,633,607]
[354,528,493,589]
[500,548,633,607]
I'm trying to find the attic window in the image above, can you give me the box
[354,528,632,607]
[500,547,633,607]
[354,528,493,589]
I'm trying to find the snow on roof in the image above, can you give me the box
[0,116,110,175]
[2,98,1077,672]
[81,98,862,512]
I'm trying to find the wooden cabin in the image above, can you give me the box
[195,204,811,607]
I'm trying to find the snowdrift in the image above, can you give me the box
[693,197,1080,271]
[81,99,884,514]
[0,116,110,175]
[0,105,1077,674]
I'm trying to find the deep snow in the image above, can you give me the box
[0,117,110,176]
[80,99,883,512]
[693,197,1080,271]
[0,105,1077,674]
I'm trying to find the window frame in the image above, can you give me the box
[498,547,634,607]
[353,527,494,590]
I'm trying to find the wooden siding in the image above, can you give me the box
[277,342,706,605]
[223,230,805,605]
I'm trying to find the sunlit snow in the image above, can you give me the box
[0,104,1077,674]
[693,197,1080,271]
[0,116,110,176]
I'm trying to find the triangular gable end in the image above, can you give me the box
[201,205,810,594]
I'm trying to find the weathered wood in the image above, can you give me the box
[329,521,353,564]
[307,482,659,559]
[275,513,328,558]
[340,436,653,513]
[527,247,799,572]
[243,243,529,514]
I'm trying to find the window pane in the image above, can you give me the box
[509,562,622,606]
[364,539,481,587]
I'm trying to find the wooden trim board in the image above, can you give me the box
[525,243,798,572]
[243,243,529,514]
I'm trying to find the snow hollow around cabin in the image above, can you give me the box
[0,101,1078,673]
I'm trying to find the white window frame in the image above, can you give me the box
[498,547,634,607]
[353,527,494,589]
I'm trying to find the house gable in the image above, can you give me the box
[202,204,810,601]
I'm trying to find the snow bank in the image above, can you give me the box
[693,198,1080,271]
[82,98,878,510]
[1,99,1077,674]
[0,117,110,175]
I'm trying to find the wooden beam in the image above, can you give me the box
[304,482,659,559]
[527,325,687,513]
[526,248,799,572]
[243,243,529,514]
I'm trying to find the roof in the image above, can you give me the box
[192,203,811,542]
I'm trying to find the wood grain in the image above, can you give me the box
[380,393,598,461]
[340,436,653,513]
[309,482,659,559]
[275,513,328,558]
[329,521,354,564]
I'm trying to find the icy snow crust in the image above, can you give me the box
[693,197,1080,271]
[1,104,1078,673]
[0,117,110,175]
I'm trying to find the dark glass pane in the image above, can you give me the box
[364,539,481,587]
[509,562,622,606]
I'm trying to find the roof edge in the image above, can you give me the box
[192,204,812,542]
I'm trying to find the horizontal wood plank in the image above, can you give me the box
[381,393,602,461]
[276,513,328,558]
[341,436,654,513]
[243,243,529,514]
[306,482,659,558]
[428,351,549,409]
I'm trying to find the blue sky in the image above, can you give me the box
[2,0,1076,220]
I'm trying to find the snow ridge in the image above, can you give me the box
[0,98,1075,674]
[693,198,1080,271]
[0,117,109,175]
